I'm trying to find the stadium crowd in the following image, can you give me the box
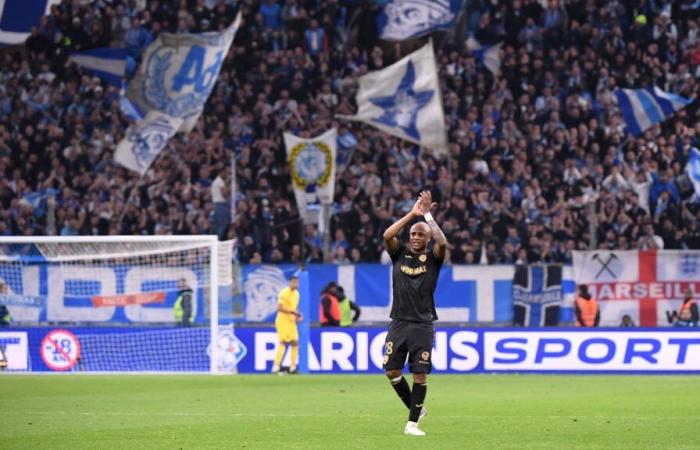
[1,0,700,265]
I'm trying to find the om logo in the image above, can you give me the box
[289,142,333,189]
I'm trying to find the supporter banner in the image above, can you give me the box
[513,265,563,327]
[11,327,699,373]
[337,42,448,155]
[0,264,209,324]
[377,0,465,42]
[0,0,60,45]
[3,262,575,325]
[283,129,337,224]
[573,250,700,327]
[114,12,241,173]
[234,327,700,374]
[240,264,518,323]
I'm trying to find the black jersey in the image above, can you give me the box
[389,243,443,323]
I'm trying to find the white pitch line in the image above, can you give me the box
[4,412,698,420]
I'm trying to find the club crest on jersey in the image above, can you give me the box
[421,351,430,361]
[419,254,427,262]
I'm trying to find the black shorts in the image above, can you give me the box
[382,320,435,374]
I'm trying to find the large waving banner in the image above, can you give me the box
[573,251,700,327]
[114,13,241,173]
[337,42,448,155]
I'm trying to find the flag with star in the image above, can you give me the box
[337,42,448,155]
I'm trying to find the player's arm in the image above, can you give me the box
[277,290,300,317]
[383,200,422,254]
[419,191,446,260]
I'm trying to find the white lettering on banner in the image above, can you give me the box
[0,267,41,322]
[484,332,700,371]
[254,332,278,371]
[589,282,700,300]
[449,331,480,371]
[452,265,514,321]
[321,332,355,370]
[47,266,116,322]
[370,331,388,368]
[124,267,198,323]
[313,331,476,372]
[0,332,28,370]
[356,332,368,370]
[251,330,479,372]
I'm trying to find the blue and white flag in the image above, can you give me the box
[378,0,464,41]
[614,87,693,136]
[513,265,563,327]
[20,188,59,217]
[336,129,357,175]
[0,0,60,45]
[466,37,501,75]
[69,48,127,86]
[337,42,448,154]
[686,147,700,202]
[284,128,337,225]
[114,12,241,174]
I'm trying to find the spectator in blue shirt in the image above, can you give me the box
[260,0,282,30]
[304,19,326,55]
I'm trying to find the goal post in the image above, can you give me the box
[0,235,235,374]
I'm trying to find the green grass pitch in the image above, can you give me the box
[3,374,698,449]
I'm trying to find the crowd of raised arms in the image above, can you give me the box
[1,0,699,264]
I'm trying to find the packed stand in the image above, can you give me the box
[0,0,699,265]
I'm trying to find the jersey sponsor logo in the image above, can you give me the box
[400,264,427,276]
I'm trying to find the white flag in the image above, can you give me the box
[114,111,182,173]
[114,13,241,174]
[284,129,337,224]
[337,42,448,155]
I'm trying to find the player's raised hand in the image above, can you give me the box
[410,199,423,217]
[418,191,437,215]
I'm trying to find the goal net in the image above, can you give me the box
[0,236,236,373]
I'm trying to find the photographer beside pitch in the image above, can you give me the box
[382,190,446,436]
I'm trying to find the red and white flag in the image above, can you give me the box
[573,250,700,326]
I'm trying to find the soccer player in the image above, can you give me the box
[272,275,302,374]
[382,190,446,436]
